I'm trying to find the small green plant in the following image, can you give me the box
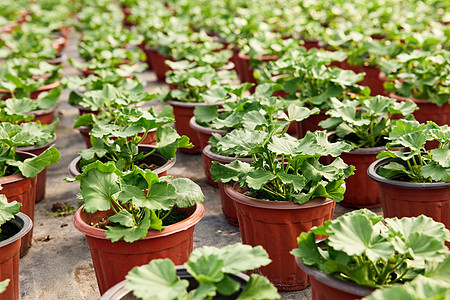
[72,161,204,243]
[319,96,417,148]
[376,120,450,183]
[125,243,280,300]
[0,185,21,241]
[211,104,354,204]
[291,209,450,288]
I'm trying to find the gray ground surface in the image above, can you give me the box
[18,29,381,300]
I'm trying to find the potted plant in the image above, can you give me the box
[291,209,450,299]
[0,121,60,255]
[257,48,369,138]
[161,66,249,153]
[0,187,33,300]
[367,119,450,229]
[319,95,417,207]
[70,83,158,147]
[210,111,354,290]
[0,59,61,100]
[380,50,450,126]
[101,243,280,300]
[70,161,205,295]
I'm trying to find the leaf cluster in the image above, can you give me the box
[257,48,370,110]
[376,120,450,182]
[74,161,204,242]
[380,50,450,106]
[0,122,60,178]
[210,105,354,203]
[124,243,280,300]
[319,96,417,148]
[291,209,450,288]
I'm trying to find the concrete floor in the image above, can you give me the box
[18,29,381,300]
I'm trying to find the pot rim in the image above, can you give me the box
[0,212,33,249]
[295,257,374,297]
[225,183,333,210]
[17,136,57,153]
[189,116,228,136]
[0,80,62,94]
[167,92,237,108]
[100,266,249,300]
[73,202,205,240]
[367,157,450,189]
[237,51,278,61]
[68,145,176,178]
[202,145,254,164]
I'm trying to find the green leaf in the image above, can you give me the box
[420,163,449,182]
[219,244,271,274]
[277,172,305,192]
[215,275,240,296]
[378,162,407,179]
[430,149,450,168]
[246,170,277,190]
[16,147,60,178]
[237,274,280,300]
[105,209,151,242]
[156,126,192,159]
[0,194,21,228]
[291,231,325,266]
[241,111,267,130]
[185,253,225,283]
[170,178,204,208]
[267,135,297,156]
[194,106,219,124]
[0,279,9,294]
[188,282,216,300]
[108,209,135,227]
[125,259,189,300]
[210,160,253,183]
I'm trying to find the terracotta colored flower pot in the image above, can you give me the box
[100,267,249,300]
[18,138,56,202]
[68,145,175,178]
[0,213,33,300]
[295,110,328,138]
[367,157,450,231]
[202,145,253,226]
[225,184,335,290]
[0,151,37,257]
[168,97,236,154]
[27,106,57,125]
[335,145,385,208]
[296,257,374,300]
[189,116,228,152]
[339,62,385,96]
[388,93,450,126]
[0,81,60,100]
[302,39,322,50]
[73,203,205,295]
[147,47,173,82]
[76,126,157,148]
[236,52,278,90]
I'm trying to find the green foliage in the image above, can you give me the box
[377,120,450,182]
[0,279,9,294]
[319,96,417,148]
[74,161,204,242]
[291,209,450,288]
[210,105,354,203]
[125,243,280,300]
[0,122,60,178]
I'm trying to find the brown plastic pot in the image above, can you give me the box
[76,126,157,148]
[295,110,328,138]
[202,145,253,226]
[100,266,249,300]
[236,52,278,89]
[225,184,335,290]
[0,81,61,100]
[189,116,228,152]
[73,203,205,295]
[27,106,56,125]
[368,157,450,230]
[388,93,450,126]
[339,62,385,96]
[147,47,173,82]
[296,257,374,300]
[168,95,236,154]
[17,137,56,203]
[0,151,37,257]
[68,144,175,178]
[0,212,33,300]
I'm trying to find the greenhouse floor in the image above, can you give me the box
[18,29,381,300]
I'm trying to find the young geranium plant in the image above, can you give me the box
[291,209,450,288]
[319,95,417,148]
[125,243,280,300]
[0,122,60,178]
[376,120,450,183]
[210,104,354,204]
[73,161,204,242]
